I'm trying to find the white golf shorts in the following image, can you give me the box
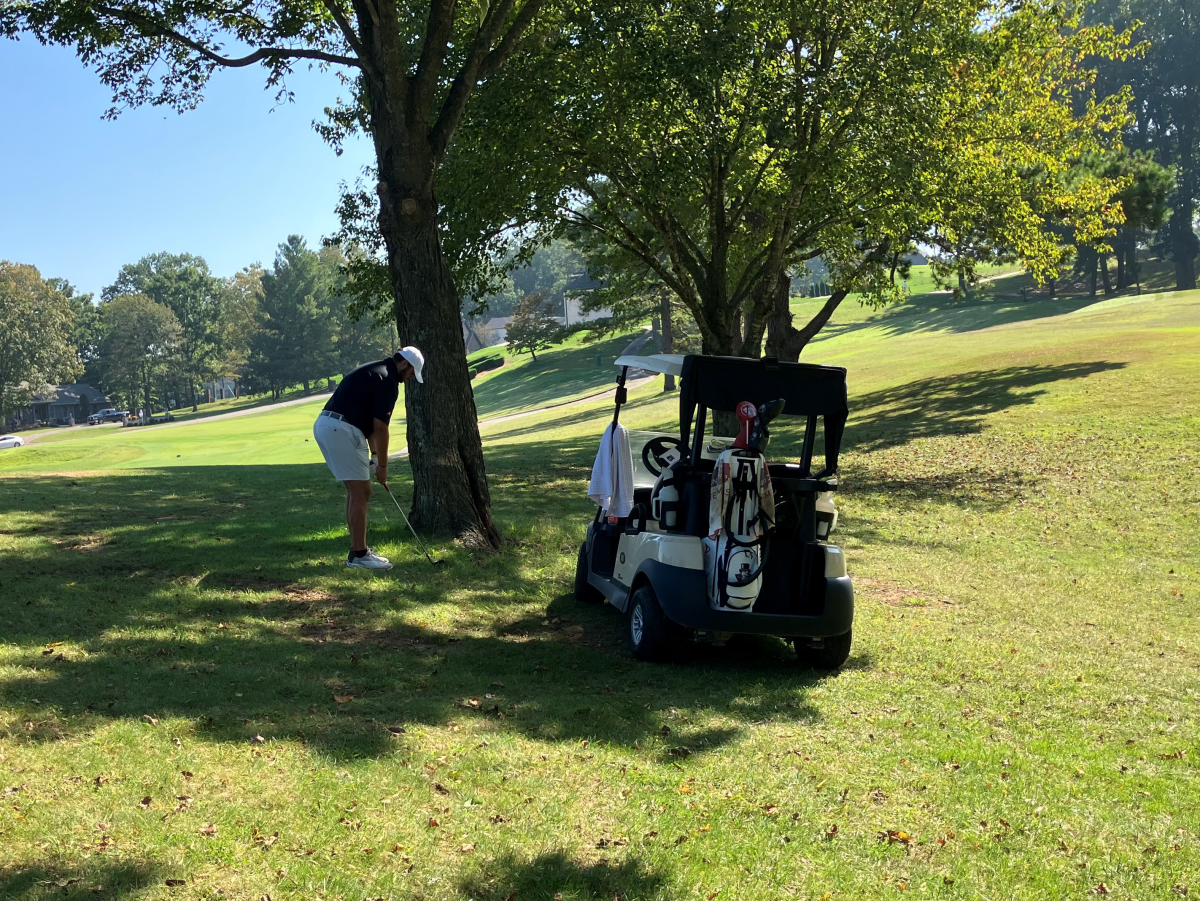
[313,413,372,481]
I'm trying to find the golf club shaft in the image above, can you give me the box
[383,484,438,564]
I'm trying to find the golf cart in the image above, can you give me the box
[576,353,854,668]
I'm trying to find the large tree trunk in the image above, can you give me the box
[1170,195,1198,291]
[1115,234,1126,291]
[373,157,500,548]
[660,288,675,392]
[766,267,849,363]
[1100,253,1113,295]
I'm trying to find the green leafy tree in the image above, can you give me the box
[96,294,182,419]
[0,262,82,424]
[247,237,338,400]
[1069,150,1174,295]
[215,265,265,395]
[1091,0,1200,290]
[453,0,1135,361]
[505,293,562,362]
[105,253,223,411]
[2,0,551,544]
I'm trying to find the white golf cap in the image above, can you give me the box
[396,345,425,383]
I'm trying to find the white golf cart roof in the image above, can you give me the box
[613,354,685,376]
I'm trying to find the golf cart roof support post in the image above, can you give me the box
[611,365,630,431]
[800,415,818,477]
[689,404,707,466]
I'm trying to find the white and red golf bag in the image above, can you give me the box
[703,401,778,611]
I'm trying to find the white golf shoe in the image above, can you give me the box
[347,549,393,571]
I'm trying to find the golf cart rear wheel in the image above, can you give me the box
[795,629,852,671]
[627,585,681,662]
[574,543,603,603]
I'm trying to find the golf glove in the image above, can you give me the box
[369,455,378,475]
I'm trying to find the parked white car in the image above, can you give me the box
[0,435,25,450]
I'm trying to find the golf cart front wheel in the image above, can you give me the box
[627,585,681,662]
[795,629,852,671]
[574,543,603,603]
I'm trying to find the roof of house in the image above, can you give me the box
[31,384,110,406]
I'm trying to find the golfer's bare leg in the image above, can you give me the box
[345,480,372,551]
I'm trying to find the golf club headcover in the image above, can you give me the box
[732,400,757,449]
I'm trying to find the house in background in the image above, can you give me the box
[11,383,111,428]
[203,377,238,402]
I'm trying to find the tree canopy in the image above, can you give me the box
[451,0,1136,359]
[95,293,182,418]
[1090,0,1200,290]
[0,262,82,419]
[105,253,223,410]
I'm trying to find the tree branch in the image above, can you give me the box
[317,0,367,62]
[409,0,457,121]
[88,2,360,68]
[429,0,546,163]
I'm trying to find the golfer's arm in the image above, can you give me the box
[372,419,389,463]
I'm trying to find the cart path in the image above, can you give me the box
[20,391,335,444]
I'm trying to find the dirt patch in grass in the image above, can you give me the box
[857,577,956,609]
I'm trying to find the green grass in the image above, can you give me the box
[1,288,1199,899]
[469,331,642,418]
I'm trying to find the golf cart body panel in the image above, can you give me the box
[584,521,854,637]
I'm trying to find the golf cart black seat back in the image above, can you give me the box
[580,352,854,668]
[672,355,849,538]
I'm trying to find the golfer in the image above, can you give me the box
[313,346,425,570]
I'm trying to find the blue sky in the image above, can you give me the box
[0,38,375,299]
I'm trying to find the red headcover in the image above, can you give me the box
[732,400,757,449]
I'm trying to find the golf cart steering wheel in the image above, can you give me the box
[642,435,685,478]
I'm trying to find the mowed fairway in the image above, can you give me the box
[1,290,1198,900]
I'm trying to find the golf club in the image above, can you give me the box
[382,484,442,565]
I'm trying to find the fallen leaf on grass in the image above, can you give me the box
[142,715,158,726]
[489,814,508,824]
[139,796,153,809]
[332,693,354,705]
[878,829,915,845]
[675,835,689,845]
[253,829,279,848]
[762,804,780,816]
[338,818,361,831]
[1092,883,1110,895]
[200,824,218,835]
[250,735,265,745]
[428,818,440,827]
[434,783,451,795]
[679,785,693,794]
[165,879,186,888]
[824,824,839,840]
[460,843,476,853]
[669,747,692,758]
[387,726,406,735]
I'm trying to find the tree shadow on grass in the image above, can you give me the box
[846,362,1126,452]
[0,463,832,762]
[812,291,1112,343]
[0,860,160,900]
[459,849,664,901]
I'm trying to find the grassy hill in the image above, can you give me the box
[0,288,1197,899]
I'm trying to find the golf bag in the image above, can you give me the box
[703,447,775,611]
